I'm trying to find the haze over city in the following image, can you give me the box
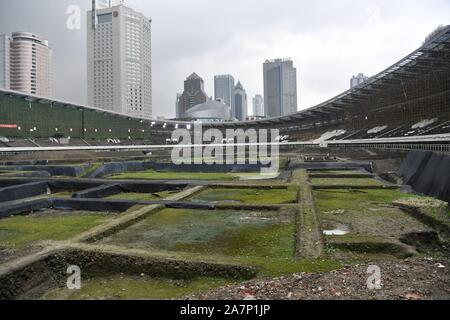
[0,0,448,118]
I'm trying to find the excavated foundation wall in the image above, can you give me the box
[85,161,153,178]
[0,249,257,300]
[0,199,52,218]
[289,161,373,172]
[86,161,272,178]
[0,182,49,203]
[399,151,450,202]
[0,165,89,177]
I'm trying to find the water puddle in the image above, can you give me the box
[322,223,350,236]
[323,228,349,236]
[239,216,273,222]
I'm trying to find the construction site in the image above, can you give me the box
[0,25,449,301]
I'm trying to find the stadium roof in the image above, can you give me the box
[0,88,191,129]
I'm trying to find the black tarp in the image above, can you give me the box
[399,151,450,202]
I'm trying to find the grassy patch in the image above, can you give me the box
[109,169,240,181]
[313,189,416,212]
[314,189,433,255]
[41,276,236,300]
[308,170,365,175]
[311,178,383,186]
[190,187,298,204]
[105,191,178,201]
[0,170,32,176]
[49,191,73,198]
[0,211,113,248]
[79,163,102,178]
[100,208,336,275]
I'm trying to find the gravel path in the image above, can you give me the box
[188,258,450,300]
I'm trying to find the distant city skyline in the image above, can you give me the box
[0,0,448,118]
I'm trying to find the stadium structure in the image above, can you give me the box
[0,26,449,152]
[0,26,449,301]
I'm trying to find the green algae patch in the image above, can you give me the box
[41,275,237,300]
[189,187,298,204]
[0,210,113,248]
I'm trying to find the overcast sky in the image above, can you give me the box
[0,0,448,118]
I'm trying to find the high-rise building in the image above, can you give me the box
[177,73,209,117]
[252,94,264,117]
[234,81,247,121]
[214,74,235,109]
[263,58,297,117]
[87,3,152,118]
[0,34,10,90]
[1,32,53,97]
[175,93,182,118]
[350,73,369,88]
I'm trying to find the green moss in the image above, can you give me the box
[109,169,240,181]
[190,187,298,204]
[311,178,383,186]
[105,191,177,201]
[41,276,237,300]
[0,211,112,248]
[101,208,333,275]
[79,163,102,178]
[50,191,73,198]
[313,189,416,212]
[309,170,365,175]
[0,170,32,176]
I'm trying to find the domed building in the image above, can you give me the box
[181,100,232,122]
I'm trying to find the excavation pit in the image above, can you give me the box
[310,177,385,187]
[0,248,256,300]
[109,170,254,181]
[98,207,308,275]
[188,187,298,205]
[0,209,115,264]
[314,189,439,258]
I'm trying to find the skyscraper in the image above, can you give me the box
[350,73,369,88]
[0,34,10,90]
[175,93,182,118]
[178,73,209,117]
[214,74,235,109]
[234,81,247,121]
[252,94,264,117]
[263,58,297,117]
[87,2,152,118]
[0,32,53,97]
